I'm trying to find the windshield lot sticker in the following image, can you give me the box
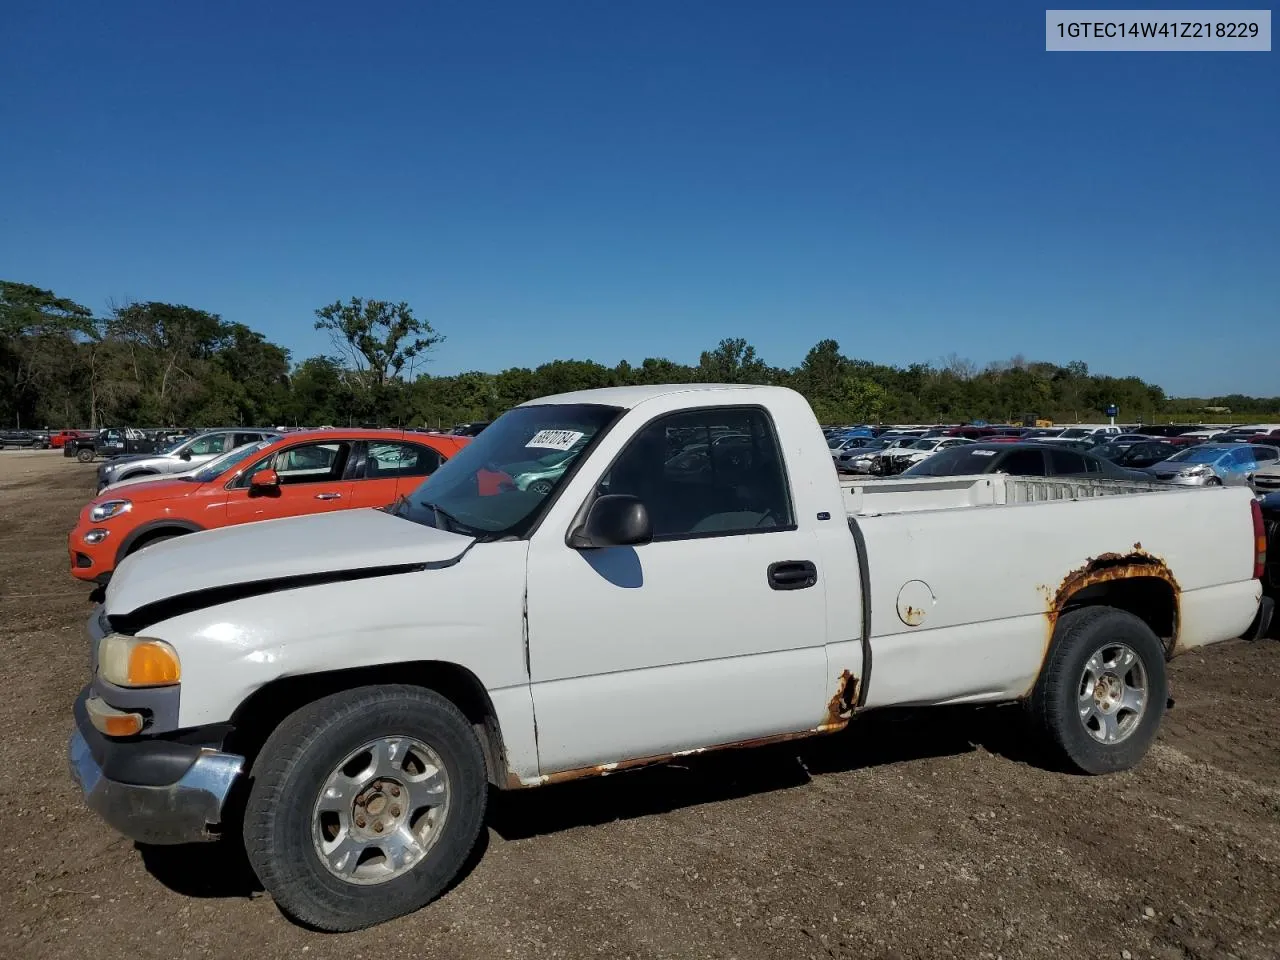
[526,429,584,451]
[971,450,997,456]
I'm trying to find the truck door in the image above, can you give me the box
[524,405,833,775]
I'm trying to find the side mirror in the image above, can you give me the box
[179,449,192,461]
[569,494,652,549]
[250,468,280,493]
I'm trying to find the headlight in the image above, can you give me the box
[83,529,109,544]
[1179,465,1210,477]
[98,635,181,687]
[89,499,132,522]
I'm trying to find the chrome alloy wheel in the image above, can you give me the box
[1077,643,1148,744]
[311,737,450,885]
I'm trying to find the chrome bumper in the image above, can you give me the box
[68,730,244,845]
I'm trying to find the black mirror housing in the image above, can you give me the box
[570,494,652,549]
[179,450,192,460]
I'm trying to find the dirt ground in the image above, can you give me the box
[2,450,1278,960]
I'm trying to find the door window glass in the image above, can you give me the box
[365,442,444,479]
[601,407,794,539]
[997,449,1047,476]
[1048,449,1088,475]
[242,442,352,486]
[188,433,229,456]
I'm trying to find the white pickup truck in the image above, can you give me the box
[68,384,1272,931]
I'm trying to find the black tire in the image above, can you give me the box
[76,447,94,463]
[1204,477,1222,487]
[243,685,488,931]
[1029,606,1168,775]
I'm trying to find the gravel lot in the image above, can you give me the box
[2,450,1278,960]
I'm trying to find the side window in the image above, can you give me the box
[187,433,229,456]
[242,442,352,486]
[364,442,444,479]
[600,407,794,539]
[997,449,1047,476]
[1253,447,1279,463]
[1048,449,1088,475]
[233,432,262,448]
[1231,448,1256,466]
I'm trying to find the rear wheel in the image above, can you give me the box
[1029,607,1167,774]
[244,685,488,931]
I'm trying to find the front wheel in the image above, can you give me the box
[244,685,488,931]
[76,447,94,463]
[1029,607,1167,775]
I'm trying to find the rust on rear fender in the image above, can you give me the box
[510,671,859,788]
[1035,549,1182,687]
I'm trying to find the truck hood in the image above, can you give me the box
[106,508,475,618]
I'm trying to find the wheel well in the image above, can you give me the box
[226,662,509,787]
[123,526,190,557]
[1060,575,1178,653]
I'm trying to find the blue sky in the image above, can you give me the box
[2,1,1276,396]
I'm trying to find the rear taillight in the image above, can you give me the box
[1251,498,1266,580]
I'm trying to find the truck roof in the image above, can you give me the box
[519,383,790,409]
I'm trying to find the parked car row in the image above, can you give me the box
[823,419,1280,491]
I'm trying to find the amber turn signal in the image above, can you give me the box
[84,696,144,737]
[98,635,181,687]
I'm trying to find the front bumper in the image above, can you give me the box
[68,695,244,845]
[67,530,111,583]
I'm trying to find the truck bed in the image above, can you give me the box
[841,473,1171,516]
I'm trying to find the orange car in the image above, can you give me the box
[68,429,467,583]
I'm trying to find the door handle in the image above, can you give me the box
[768,560,818,591]
[314,492,343,500]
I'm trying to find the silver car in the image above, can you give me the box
[96,429,278,492]
[1145,442,1280,488]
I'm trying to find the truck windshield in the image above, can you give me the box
[390,403,623,538]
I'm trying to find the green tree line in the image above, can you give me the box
[2,280,1274,430]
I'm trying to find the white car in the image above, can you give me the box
[70,384,1270,931]
[887,436,975,472]
[845,438,920,474]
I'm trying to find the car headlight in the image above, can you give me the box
[98,635,181,687]
[1178,465,1211,477]
[83,529,109,544]
[89,499,132,522]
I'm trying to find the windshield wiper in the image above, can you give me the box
[418,501,482,537]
